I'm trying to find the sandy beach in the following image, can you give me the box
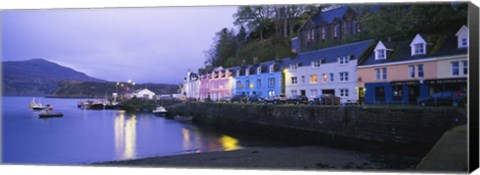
[94,146,413,171]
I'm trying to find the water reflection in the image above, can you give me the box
[114,111,137,159]
[220,135,241,151]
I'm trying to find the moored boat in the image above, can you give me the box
[152,106,167,116]
[29,98,45,110]
[38,104,63,118]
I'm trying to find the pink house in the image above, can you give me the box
[209,67,233,101]
[199,73,211,101]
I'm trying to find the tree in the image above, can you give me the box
[204,28,238,67]
[234,6,274,41]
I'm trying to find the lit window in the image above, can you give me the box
[310,74,318,84]
[418,64,424,78]
[408,65,415,78]
[322,74,327,83]
[451,61,459,76]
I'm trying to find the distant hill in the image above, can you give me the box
[2,58,105,96]
[2,58,179,97]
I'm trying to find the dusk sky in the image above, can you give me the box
[1,6,237,84]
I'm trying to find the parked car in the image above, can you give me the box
[286,95,309,105]
[219,96,232,103]
[311,94,341,105]
[417,91,466,107]
[247,95,263,103]
[230,94,247,103]
[264,94,287,104]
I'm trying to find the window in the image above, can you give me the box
[340,89,349,97]
[310,89,318,97]
[451,61,459,76]
[268,78,275,87]
[291,90,298,96]
[329,73,334,82]
[245,80,250,89]
[339,72,348,81]
[408,65,415,78]
[236,81,242,89]
[269,65,274,73]
[375,68,381,80]
[291,77,298,85]
[310,74,318,84]
[461,38,468,47]
[376,49,386,60]
[257,67,261,75]
[418,64,424,78]
[462,61,468,75]
[382,67,387,80]
[393,86,403,101]
[268,90,275,97]
[334,24,340,38]
[290,63,298,70]
[257,79,261,88]
[301,76,305,84]
[312,60,321,68]
[338,56,349,64]
[414,43,425,55]
[322,74,327,83]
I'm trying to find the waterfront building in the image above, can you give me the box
[208,66,234,101]
[284,39,374,103]
[233,61,284,98]
[357,26,468,104]
[198,70,211,101]
[297,5,378,52]
[181,70,200,100]
[129,88,156,100]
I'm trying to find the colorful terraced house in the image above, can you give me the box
[232,61,284,98]
[357,26,469,104]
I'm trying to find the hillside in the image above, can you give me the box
[49,81,179,98]
[2,58,105,96]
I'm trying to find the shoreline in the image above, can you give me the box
[93,146,419,171]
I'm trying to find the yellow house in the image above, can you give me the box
[357,26,468,104]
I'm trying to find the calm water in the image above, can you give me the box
[2,96,272,165]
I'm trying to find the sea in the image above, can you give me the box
[1,96,279,165]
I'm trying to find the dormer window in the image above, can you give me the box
[257,67,261,75]
[376,49,386,60]
[312,60,321,68]
[461,38,468,48]
[455,25,469,48]
[269,65,274,73]
[410,34,427,56]
[246,69,250,76]
[414,43,425,55]
[338,56,349,64]
[290,63,298,70]
[236,70,240,77]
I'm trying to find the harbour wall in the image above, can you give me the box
[166,102,466,153]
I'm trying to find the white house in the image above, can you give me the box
[130,88,156,99]
[284,40,374,103]
[182,70,200,100]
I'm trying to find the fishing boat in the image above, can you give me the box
[29,98,45,110]
[38,104,63,118]
[152,106,167,116]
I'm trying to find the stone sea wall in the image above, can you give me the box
[166,102,466,151]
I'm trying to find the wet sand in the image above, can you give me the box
[94,146,393,171]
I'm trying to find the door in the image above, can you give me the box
[300,90,306,96]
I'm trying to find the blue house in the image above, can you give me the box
[232,60,284,98]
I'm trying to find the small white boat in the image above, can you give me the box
[29,98,45,110]
[152,106,167,116]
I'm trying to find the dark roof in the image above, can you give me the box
[285,39,375,66]
[359,35,467,66]
[300,5,350,32]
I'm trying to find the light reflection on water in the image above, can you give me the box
[3,97,274,165]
